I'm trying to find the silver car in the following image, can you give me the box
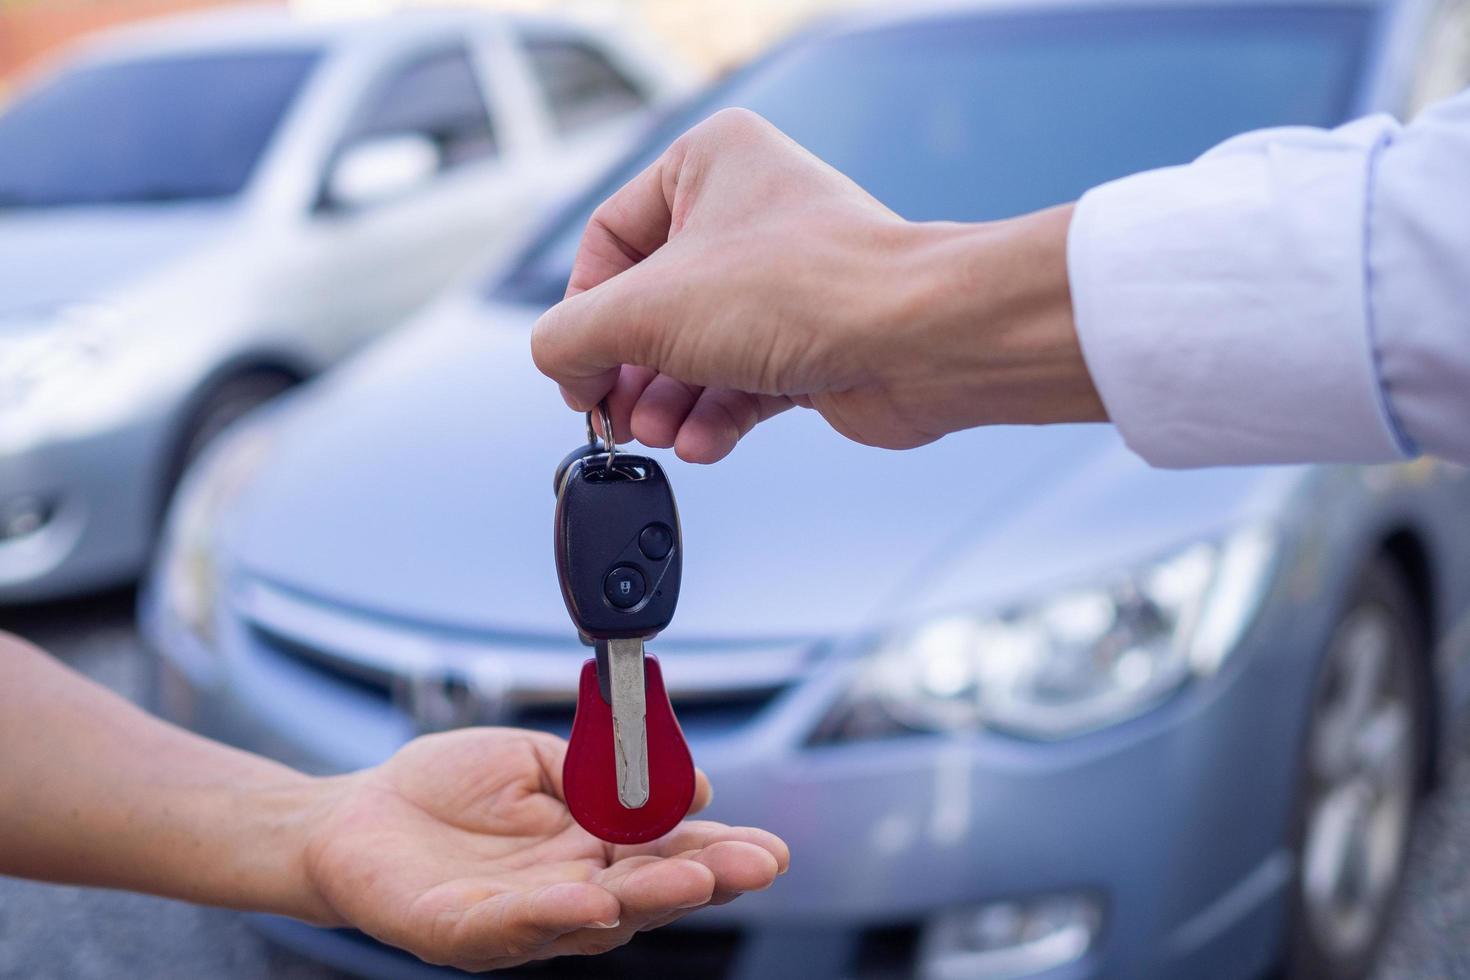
[0,6,680,602]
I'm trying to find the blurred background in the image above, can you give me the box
[4,1,1470,979]
[0,0,847,84]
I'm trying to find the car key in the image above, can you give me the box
[554,404,695,844]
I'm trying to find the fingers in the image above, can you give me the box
[609,821,787,906]
[428,868,705,972]
[534,109,852,448]
[521,730,569,799]
[674,390,793,463]
[615,820,790,876]
[452,881,620,965]
[630,374,703,447]
[533,858,716,960]
[688,768,713,816]
[564,147,680,299]
[606,827,783,914]
[584,839,780,930]
[673,388,757,463]
[600,365,659,443]
[535,267,661,412]
[538,135,689,412]
[694,840,782,905]
[578,368,794,462]
[415,852,722,971]
[436,825,786,969]
[598,854,716,914]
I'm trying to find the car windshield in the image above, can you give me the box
[494,6,1368,304]
[0,49,320,208]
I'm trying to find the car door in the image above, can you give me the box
[511,33,658,213]
[268,36,517,361]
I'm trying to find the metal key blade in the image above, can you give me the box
[604,637,649,808]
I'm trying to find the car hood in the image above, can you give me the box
[233,298,1293,642]
[0,203,236,323]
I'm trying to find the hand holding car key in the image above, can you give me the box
[554,403,695,843]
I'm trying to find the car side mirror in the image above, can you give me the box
[323,133,440,211]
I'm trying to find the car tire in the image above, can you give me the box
[163,370,297,514]
[1284,558,1430,980]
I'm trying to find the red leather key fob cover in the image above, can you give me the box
[562,654,695,844]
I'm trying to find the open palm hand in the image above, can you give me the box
[302,728,787,971]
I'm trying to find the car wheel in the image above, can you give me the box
[1285,559,1429,980]
[164,370,297,512]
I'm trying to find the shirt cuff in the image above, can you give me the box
[1066,134,1408,469]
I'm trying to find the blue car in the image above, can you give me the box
[142,1,1470,977]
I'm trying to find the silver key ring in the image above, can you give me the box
[586,401,617,471]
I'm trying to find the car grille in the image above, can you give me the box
[252,622,398,699]
[252,619,788,735]
[237,578,819,738]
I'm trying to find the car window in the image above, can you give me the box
[0,50,319,208]
[495,6,1369,305]
[344,46,496,169]
[523,37,646,137]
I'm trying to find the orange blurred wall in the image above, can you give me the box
[0,0,286,87]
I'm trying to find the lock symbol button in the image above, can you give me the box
[603,565,647,610]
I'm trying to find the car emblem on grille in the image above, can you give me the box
[395,660,511,733]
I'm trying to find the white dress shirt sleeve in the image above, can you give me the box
[1067,88,1470,468]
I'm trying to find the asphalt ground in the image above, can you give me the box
[1,589,1465,979]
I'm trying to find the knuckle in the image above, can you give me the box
[677,107,771,159]
[705,106,767,138]
[529,313,564,372]
[587,196,621,235]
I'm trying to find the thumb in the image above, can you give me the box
[531,265,667,411]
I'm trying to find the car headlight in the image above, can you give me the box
[0,304,121,406]
[818,527,1275,741]
[0,303,158,453]
[153,417,278,648]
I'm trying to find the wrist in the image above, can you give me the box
[880,205,1106,433]
[162,766,351,927]
[237,774,352,927]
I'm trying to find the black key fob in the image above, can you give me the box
[554,452,681,642]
